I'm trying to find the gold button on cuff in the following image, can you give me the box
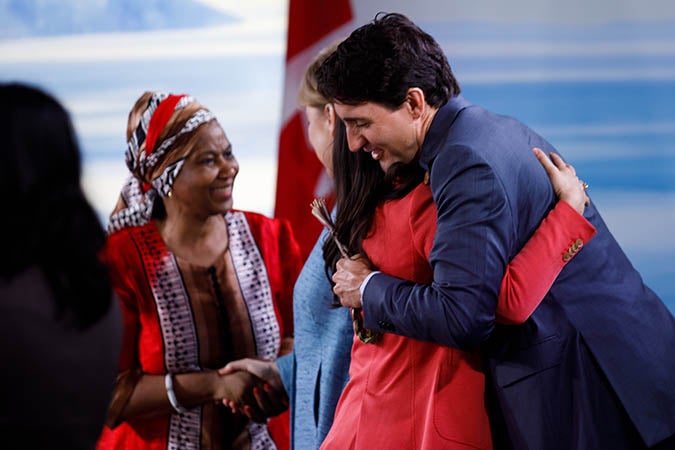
[570,238,584,253]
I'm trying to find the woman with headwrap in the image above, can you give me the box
[95,92,303,450]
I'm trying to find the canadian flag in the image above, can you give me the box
[274,0,355,261]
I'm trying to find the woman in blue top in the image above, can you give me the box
[221,42,353,450]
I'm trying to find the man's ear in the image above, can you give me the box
[406,88,426,119]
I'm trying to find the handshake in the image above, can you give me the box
[216,358,287,423]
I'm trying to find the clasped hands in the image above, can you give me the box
[331,256,373,309]
[216,358,287,423]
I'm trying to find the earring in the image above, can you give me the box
[166,190,173,198]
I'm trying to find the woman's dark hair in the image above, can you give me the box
[0,83,113,329]
[322,118,424,303]
[322,119,381,283]
[316,12,460,110]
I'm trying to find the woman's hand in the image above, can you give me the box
[533,147,590,215]
[218,359,289,420]
[212,371,268,423]
[220,359,284,391]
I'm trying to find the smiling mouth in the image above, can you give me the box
[370,149,383,160]
[364,145,383,161]
[211,185,233,195]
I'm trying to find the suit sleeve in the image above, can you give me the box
[362,145,511,349]
[496,201,597,325]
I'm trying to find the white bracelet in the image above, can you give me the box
[164,373,189,414]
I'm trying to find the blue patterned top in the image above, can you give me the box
[276,228,353,450]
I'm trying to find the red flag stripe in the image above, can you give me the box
[285,0,353,61]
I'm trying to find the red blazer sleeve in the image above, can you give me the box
[496,201,597,325]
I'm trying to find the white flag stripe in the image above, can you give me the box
[280,22,356,126]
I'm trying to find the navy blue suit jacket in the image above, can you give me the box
[362,95,675,447]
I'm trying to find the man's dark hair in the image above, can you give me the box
[316,12,460,109]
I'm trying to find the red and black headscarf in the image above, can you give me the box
[107,92,215,233]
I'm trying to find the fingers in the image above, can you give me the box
[336,255,370,271]
[247,360,281,389]
[218,359,251,375]
[252,386,272,415]
[220,359,271,376]
[242,403,267,424]
[253,384,289,418]
[218,359,281,389]
[221,398,241,415]
[223,385,288,423]
[331,255,371,309]
[335,256,358,270]
[533,149,580,187]
[237,381,268,423]
[532,147,557,177]
[548,152,568,171]
[533,147,589,215]
[217,370,287,423]
[533,147,575,175]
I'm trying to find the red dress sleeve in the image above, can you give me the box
[242,211,303,340]
[496,201,597,325]
[240,212,302,450]
[100,230,144,429]
[274,217,303,339]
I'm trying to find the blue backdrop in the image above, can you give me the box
[1,0,672,313]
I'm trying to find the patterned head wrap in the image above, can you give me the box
[107,92,215,233]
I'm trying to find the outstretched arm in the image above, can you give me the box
[333,147,596,347]
[495,149,596,324]
[102,239,271,427]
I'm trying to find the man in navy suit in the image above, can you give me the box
[316,12,675,450]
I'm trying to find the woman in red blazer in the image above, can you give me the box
[320,147,594,450]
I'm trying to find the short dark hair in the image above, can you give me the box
[0,82,113,329]
[316,12,460,109]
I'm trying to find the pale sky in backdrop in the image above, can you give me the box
[1,0,673,306]
[3,0,674,218]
